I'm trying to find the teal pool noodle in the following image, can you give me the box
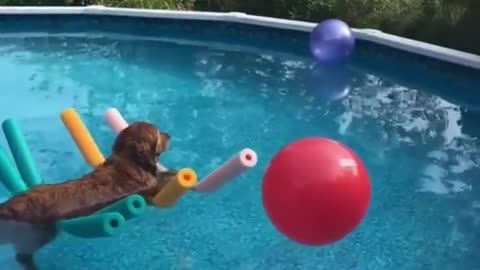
[0,147,28,195]
[58,212,125,239]
[95,194,147,220]
[2,119,42,188]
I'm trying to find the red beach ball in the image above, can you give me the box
[262,137,371,246]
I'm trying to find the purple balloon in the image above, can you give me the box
[310,19,356,65]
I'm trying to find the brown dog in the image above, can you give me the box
[0,121,175,270]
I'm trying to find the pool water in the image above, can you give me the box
[0,15,480,270]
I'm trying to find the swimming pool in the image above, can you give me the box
[0,8,480,270]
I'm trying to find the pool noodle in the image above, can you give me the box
[94,194,147,220]
[104,108,168,172]
[2,119,43,187]
[194,148,258,193]
[104,108,128,134]
[58,212,125,238]
[61,108,105,168]
[59,195,145,236]
[0,147,27,194]
[152,168,198,208]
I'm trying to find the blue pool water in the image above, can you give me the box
[0,14,480,270]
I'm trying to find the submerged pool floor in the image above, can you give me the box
[0,33,479,270]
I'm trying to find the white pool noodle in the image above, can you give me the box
[194,148,257,193]
[104,108,169,172]
[105,108,128,134]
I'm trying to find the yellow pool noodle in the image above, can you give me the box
[152,168,197,208]
[61,108,105,168]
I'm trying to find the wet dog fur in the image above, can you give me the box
[0,122,175,270]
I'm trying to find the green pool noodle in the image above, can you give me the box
[58,212,125,239]
[94,194,147,220]
[0,147,28,195]
[2,119,42,187]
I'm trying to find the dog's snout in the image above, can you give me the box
[162,132,170,140]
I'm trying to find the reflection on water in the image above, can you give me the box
[309,63,353,101]
[0,35,479,269]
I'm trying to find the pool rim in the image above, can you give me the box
[0,5,479,70]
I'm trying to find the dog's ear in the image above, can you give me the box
[136,139,157,169]
[118,139,157,175]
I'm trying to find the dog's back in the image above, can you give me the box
[0,158,158,224]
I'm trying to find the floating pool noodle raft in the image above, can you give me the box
[104,107,258,194]
[95,194,146,220]
[153,168,198,207]
[0,147,28,195]
[194,148,258,192]
[61,108,105,168]
[58,212,125,238]
[104,108,128,134]
[57,194,146,238]
[2,119,43,188]
[0,119,41,195]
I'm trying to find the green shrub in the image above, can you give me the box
[0,0,70,5]
[94,0,194,9]
[197,0,479,55]
[0,0,477,54]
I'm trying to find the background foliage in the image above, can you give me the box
[0,0,478,54]
[193,0,479,54]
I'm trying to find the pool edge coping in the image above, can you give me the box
[0,5,479,70]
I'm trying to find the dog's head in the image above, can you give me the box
[112,122,170,174]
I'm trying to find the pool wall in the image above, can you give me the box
[0,5,479,70]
